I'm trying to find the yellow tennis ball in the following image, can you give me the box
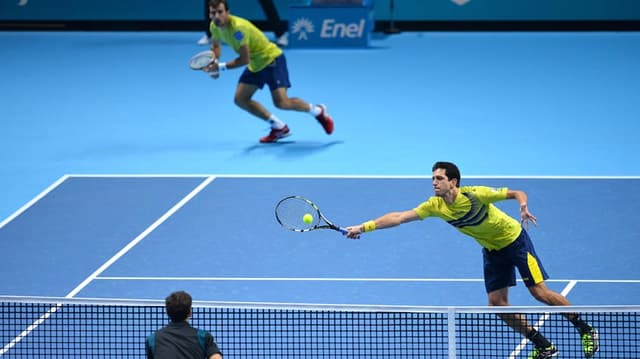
[302,213,313,224]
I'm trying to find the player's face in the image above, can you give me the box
[209,3,229,27]
[432,168,455,197]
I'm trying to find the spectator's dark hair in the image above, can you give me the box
[165,291,192,322]
[209,0,229,11]
[432,161,461,187]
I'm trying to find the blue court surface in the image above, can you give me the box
[1,30,640,308]
[1,175,639,308]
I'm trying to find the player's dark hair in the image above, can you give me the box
[165,291,192,322]
[432,161,461,187]
[209,0,229,11]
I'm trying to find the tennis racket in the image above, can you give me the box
[188,50,215,70]
[188,50,220,79]
[275,196,347,234]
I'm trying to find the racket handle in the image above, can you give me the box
[337,227,348,234]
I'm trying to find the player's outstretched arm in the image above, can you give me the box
[345,210,420,239]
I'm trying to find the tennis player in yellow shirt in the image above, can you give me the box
[345,161,599,359]
[204,0,334,143]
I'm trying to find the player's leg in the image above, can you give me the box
[234,82,269,119]
[515,230,598,358]
[484,247,557,358]
[257,0,287,44]
[198,0,212,45]
[270,87,314,112]
[488,287,533,336]
[526,283,599,357]
[234,82,290,143]
[267,55,334,134]
[527,282,568,305]
[488,288,556,359]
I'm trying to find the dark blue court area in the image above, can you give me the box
[1,175,638,307]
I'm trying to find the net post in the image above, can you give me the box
[447,306,457,359]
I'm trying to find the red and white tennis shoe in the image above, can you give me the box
[259,125,291,143]
[315,104,334,135]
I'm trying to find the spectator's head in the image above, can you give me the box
[165,291,192,323]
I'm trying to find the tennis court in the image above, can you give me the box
[1,174,639,306]
[1,30,640,357]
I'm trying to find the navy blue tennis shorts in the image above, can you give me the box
[482,228,549,293]
[238,54,291,91]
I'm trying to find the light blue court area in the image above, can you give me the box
[1,30,640,309]
[2,31,640,224]
[0,175,638,308]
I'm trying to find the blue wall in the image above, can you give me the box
[2,0,639,21]
[378,0,640,21]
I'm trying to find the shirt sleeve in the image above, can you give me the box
[205,332,223,357]
[209,22,219,41]
[145,337,154,359]
[233,29,247,46]
[413,197,437,220]
[465,186,508,203]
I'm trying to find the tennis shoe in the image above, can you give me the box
[197,34,210,46]
[528,344,558,359]
[581,328,599,358]
[260,125,291,143]
[276,32,289,47]
[315,104,334,135]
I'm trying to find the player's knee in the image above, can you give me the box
[234,96,248,108]
[489,297,509,306]
[272,98,289,110]
[529,286,553,303]
[487,292,509,306]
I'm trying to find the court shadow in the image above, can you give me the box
[242,140,344,158]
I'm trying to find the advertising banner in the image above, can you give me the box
[288,5,374,48]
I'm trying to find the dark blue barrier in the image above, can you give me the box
[1,0,639,31]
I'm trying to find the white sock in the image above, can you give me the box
[268,114,286,129]
[308,104,321,117]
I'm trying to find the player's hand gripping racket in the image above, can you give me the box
[275,196,347,234]
[188,50,218,77]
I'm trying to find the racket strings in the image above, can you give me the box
[276,198,319,230]
[189,51,214,69]
[191,56,211,68]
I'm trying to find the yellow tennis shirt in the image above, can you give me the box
[210,15,282,73]
[414,186,522,250]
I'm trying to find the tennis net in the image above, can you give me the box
[1,296,638,358]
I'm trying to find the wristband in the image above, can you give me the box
[218,62,227,71]
[362,220,376,232]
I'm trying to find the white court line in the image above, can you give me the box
[0,175,69,230]
[0,176,216,356]
[96,276,490,282]
[508,280,578,359]
[67,174,640,179]
[95,276,640,283]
